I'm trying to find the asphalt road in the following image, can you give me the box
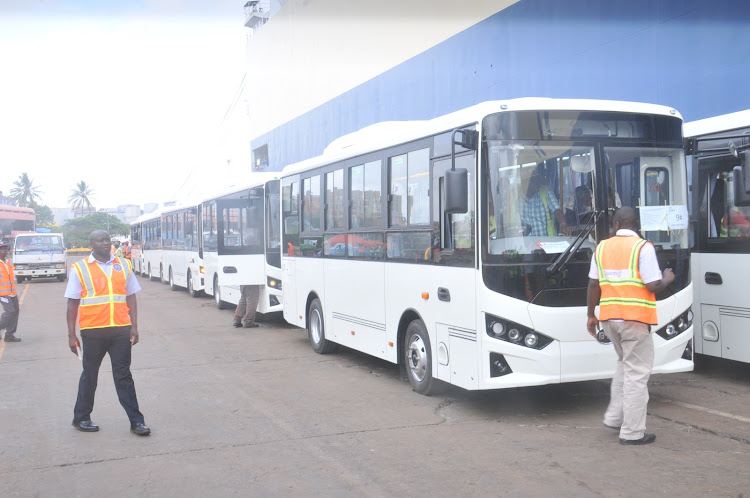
[0,265,749,496]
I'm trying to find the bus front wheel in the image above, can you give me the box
[404,319,442,396]
[169,268,178,291]
[187,270,200,298]
[308,298,336,354]
[214,276,228,310]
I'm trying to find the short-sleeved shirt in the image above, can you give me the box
[64,253,141,299]
[588,229,662,284]
[522,188,560,236]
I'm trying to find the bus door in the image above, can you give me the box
[216,197,265,287]
[690,135,750,362]
[429,152,478,389]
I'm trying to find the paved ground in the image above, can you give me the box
[0,268,748,497]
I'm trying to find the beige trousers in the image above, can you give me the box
[601,320,654,440]
[233,285,260,326]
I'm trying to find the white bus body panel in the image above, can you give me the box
[161,249,203,291]
[692,253,750,362]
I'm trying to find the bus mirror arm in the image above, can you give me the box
[546,210,602,277]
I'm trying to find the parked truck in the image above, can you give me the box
[12,232,67,283]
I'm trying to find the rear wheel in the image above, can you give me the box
[169,268,178,291]
[404,319,442,395]
[214,276,228,309]
[308,298,336,354]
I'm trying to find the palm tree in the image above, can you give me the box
[10,172,42,207]
[69,181,95,217]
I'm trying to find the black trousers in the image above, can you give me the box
[0,295,19,338]
[73,326,144,426]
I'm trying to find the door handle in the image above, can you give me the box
[437,287,451,302]
[704,272,723,285]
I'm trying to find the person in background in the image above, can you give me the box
[521,168,570,236]
[586,207,674,445]
[0,242,21,342]
[122,240,132,260]
[114,241,123,258]
[66,230,150,436]
[233,285,260,329]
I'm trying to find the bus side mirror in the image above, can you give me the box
[732,166,750,206]
[445,168,468,214]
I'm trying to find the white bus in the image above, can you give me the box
[130,210,162,280]
[281,98,694,395]
[200,173,283,315]
[159,200,205,297]
[685,110,750,363]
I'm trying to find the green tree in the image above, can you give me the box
[62,212,128,248]
[31,203,56,226]
[10,172,42,207]
[69,181,95,217]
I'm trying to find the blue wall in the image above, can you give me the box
[253,0,750,171]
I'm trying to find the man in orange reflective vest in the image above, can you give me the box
[0,242,21,342]
[586,207,674,445]
[65,230,150,436]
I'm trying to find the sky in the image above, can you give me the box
[0,0,250,211]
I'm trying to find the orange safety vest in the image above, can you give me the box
[595,235,657,325]
[73,256,132,329]
[0,259,16,297]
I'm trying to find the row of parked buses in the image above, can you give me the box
[129,98,749,395]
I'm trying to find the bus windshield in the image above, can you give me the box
[486,143,688,257]
[14,235,63,254]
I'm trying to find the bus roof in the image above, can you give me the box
[281,98,682,177]
[683,109,750,138]
[199,172,279,203]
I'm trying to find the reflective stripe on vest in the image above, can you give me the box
[0,259,16,296]
[595,236,657,325]
[73,257,132,329]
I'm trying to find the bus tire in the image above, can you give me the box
[160,264,166,284]
[214,276,228,310]
[57,274,67,282]
[16,277,23,284]
[404,319,442,396]
[308,298,336,354]
[169,268,178,291]
[187,270,200,298]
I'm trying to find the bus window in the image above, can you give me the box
[389,148,429,227]
[350,160,382,228]
[302,175,321,232]
[325,169,345,230]
[708,172,750,239]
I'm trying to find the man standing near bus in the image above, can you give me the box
[66,230,150,436]
[0,242,21,342]
[586,207,674,445]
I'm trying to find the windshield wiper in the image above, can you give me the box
[546,209,602,276]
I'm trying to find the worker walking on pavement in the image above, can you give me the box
[586,207,674,445]
[65,230,151,436]
[0,242,21,342]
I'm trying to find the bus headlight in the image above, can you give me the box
[267,276,282,290]
[484,313,553,350]
[655,308,693,341]
[524,332,539,348]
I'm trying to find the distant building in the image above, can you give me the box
[0,191,13,206]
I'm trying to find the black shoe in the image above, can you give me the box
[244,323,259,328]
[4,336,21,342]
[72,420,100,432]
[232,322,242,328]
[131,422,151,436]
[619,433,655,445]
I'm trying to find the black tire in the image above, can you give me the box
[187,270,200,298]
[16,276,23,284]
[160,265,167,284]
[168,268,178,291]
[214,276,228,310]
[404,319,442,395]
[308,298,336,354]
[57,274,67,282]
[148,264,158,281]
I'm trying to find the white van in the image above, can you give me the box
[12,232,67,283]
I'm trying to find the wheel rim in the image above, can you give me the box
[310,307,323,344]
[407,333,428,383]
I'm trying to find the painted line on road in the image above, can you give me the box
[662,398,750,424]
[0,282,28,361]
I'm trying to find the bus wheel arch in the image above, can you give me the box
[401,312,443,396]
[187,270,200,298]
[307,294,336,354]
